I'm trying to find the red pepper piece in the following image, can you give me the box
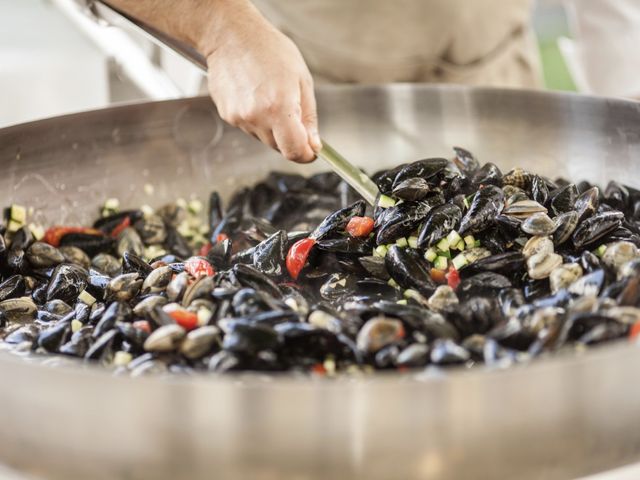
[198,242,213,257]
[168,309,198,331]
[110,216,131,238]
[286,237,316,280]
[132,320,151,334]
[215,233,229,243]
[184,257,215,278]
[430,268,446,284]
[446,266,461,290]
[629,321,640,341]
[311,363,326,375]
[43,226,102,247]
[345,216,375,237]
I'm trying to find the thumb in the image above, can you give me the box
[300,79,322,153]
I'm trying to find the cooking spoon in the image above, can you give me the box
[93,1,381,205]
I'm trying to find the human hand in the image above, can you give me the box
[203,1,320,163]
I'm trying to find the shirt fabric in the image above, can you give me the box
[252,0,542,88]
[564,0,640,97]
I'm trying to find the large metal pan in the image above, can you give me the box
[0,85,639,480]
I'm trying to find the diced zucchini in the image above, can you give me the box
[396,299,408,305]
[436,237,450,252]
[407,236,419,249]
[7,204,26,224]
[104,198,120,211]
[78,290,96,306]
[424,248,438,262]
[388,278,399,288]
[323,357,336,376]
[29,223,45,241]
[396,237,408,248]
[378,194,396,209]
[188,199,203,214]
[7,219,22,233]
[456,239,466,251]
[434,256,449,271]
[141,204,154,217]
[71,319,83,333]
[595,244,608,257]
[403,288,419,299]
[452,253,468,270]
[113,351,133,367]
[374,245,388,257]
[474,239,481,248]
[464,235,475,248]
[438,250,452,260]
[446,230,462,247]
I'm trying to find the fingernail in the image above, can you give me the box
[311,131,322,151]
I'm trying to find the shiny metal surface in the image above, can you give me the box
[95,0,381,203]
[0,85,640,480]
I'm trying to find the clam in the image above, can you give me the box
[503,200,547,219]
[521,212,557,236]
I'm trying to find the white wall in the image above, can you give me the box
[0,0,109,127]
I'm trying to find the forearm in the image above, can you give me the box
[102,0,253,58]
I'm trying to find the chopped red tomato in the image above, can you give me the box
[446,266,461,290]
[43,226,102,247]
[110,216,131,238]
[132,320,151,333]
[184,257,215,278]
[198,242,213,257]
[168,309,198,330]
[311,363,326,375]
[345,216,375,237]
[629,321,640,341]
[286,237,316,280]
[430,268,446,284]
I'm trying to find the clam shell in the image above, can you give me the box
[549,263,583,294]
[523,236,554,259]
[503,200,547,219]
[527,252,562,280]
[522,212,557,236]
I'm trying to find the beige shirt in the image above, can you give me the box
[253,0,541,88]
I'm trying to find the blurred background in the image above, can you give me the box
[2,0,639,128]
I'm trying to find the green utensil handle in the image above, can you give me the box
[318,142,379,206]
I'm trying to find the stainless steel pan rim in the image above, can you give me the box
[1,84,640,480]
[0,329,637,388]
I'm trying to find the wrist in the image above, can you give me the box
[197,0,261,60]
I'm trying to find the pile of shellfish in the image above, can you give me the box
[0,147,639,376]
